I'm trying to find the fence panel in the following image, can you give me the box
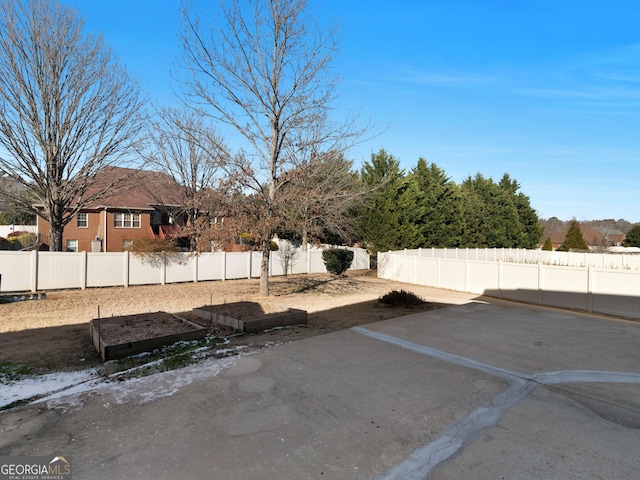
[196,253,224,281]
[438,259,466,291]
[289,251,309,275]
[0,251,32,292]
[225,252,250,280]
[592,269,640,318]
[269,252,285,276]
[87,253,126,288]
[467,261,500,295]
[128,254,163,286]
[499,263,540,303]
[165,254,197,284]
[37,252,83,290]
[414,257,439,287]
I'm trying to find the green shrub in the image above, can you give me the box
[322,248,354,275]
[379,289,426,307]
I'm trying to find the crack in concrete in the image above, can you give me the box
[352,327,640,480]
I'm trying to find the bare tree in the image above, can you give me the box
[145,107,232,251]
[179,0,364,295]
[282,151,363,249]
[0,0,145,251]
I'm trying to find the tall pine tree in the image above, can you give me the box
[355,149,422,254]
[410,158,463,247]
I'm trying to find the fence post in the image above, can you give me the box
[538,261,543,305]
[161,251,166,285]
[31,250,38,293]
[587,265,593,313]
[247,251,252,279]
[222,251,227,281]
[464,257,469,292]
[194,253,199,283]
[81,251,87,290]
[123,251,129,288]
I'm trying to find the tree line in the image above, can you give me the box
[354,149,543,254]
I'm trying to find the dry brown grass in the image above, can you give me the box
[0,271,478,373]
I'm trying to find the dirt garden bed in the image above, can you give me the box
[89,312,206,361]
[192,302,307,333]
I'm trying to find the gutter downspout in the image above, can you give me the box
[103,207,108,252]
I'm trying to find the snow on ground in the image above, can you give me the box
[1,369,98,409]
[1,350,249,411]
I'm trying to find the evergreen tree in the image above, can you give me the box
[459,173,542,248]
[460,174,521,247]
[409,158,464,247]
[624,224,640,247]
[355,149,422,254]
[542,237,553,251]
[498,174,544,248]
[558,220,589,251]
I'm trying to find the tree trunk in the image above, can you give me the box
[301,226,308,251]
[260,238,270,297]
[49,223,63,251]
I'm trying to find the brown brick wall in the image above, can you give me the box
[37,210,154,252]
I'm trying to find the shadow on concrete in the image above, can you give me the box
[483,288,640,320]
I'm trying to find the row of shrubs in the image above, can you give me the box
[0,231,37,250]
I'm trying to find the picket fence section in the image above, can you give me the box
[403,247,640,270]
[378,249,640,319]
[0,248,369,293]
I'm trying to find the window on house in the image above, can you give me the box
[77,212,88,228]
[114,212,141,228]
[210,216,225,227]
[66,239,78,252]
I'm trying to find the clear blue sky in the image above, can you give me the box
[62,0,640,223]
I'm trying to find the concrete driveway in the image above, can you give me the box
[1,300,640,479]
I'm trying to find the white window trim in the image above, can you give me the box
[66,239,78,252]
[114,212,141,229]
[77,212,88,228]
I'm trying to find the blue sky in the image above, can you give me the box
[62,1,640,222]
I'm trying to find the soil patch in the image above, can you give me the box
[93,312,201,345]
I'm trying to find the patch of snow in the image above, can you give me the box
[0,369,98,409]
[1,346,252,411]
[38,355,242,411]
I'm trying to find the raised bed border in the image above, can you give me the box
[192,306,307,334]
[89,311,206,362]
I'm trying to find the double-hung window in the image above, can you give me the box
[77,212,88,228]
[114,212,141,228]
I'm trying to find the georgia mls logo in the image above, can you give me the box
[0,455,72,479]
[49,456,71,475]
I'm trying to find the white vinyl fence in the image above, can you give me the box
[378,248,640,319]
[0,248,369,293]
[401,247,640,270]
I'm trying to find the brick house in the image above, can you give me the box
[36,167,185,252]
